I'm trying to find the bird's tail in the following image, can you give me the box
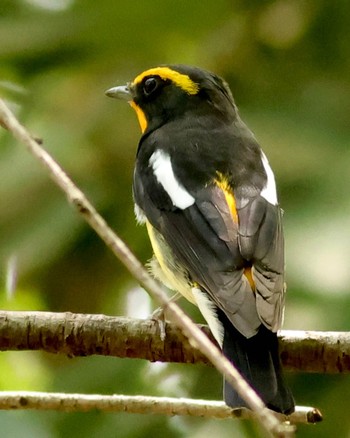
[221,316,295,414]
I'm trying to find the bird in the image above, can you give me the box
[105,65,295,414]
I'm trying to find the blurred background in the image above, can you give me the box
[1,0,350,436]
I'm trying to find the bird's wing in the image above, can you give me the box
[236,194,285,332]
[134,159,284,337]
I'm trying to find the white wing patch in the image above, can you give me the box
[260,152,278,205]
[192,287,224,346]
[134,203,146,224]
[149,150,195,209]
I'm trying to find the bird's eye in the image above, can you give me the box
[143,77,158,96]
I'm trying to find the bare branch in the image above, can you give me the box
[280,330,350,373]
[0,310,348,374]
[0,99,291,437]
[0,391,322,425]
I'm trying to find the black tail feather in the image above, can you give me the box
[221,314,294,414]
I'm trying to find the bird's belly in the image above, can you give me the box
[146,220,196,304]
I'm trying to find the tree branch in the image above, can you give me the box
[0,310,348,374]
[0,391,322,425]
[0,98,300,437]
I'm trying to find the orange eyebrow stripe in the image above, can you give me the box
[132,67,200,95]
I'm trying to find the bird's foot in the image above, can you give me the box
[150,292,181,341]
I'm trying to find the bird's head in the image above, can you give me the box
[106,65,238,134]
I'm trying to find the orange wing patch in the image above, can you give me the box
[214,173,238,223]
[215,174,255,290]
[244,267,255,290]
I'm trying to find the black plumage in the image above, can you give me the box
[106,64,294,414]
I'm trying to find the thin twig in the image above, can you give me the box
[0,99,292,437]
[0,391,322,425]
[0,310,348,374]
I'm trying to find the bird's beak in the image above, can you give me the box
[105,85,132,101]
[105,82,147,133]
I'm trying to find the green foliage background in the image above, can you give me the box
[1,1,350,436]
